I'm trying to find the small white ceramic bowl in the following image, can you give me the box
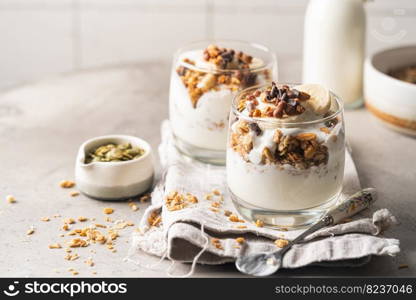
[364,45,416,136]
[75,135,154,200]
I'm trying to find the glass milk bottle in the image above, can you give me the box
[302,0,366,108]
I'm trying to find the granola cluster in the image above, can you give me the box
[176,45,266,108]
[203,44,253,69]
[165,190,198,211]
[231,120,329,169]
[238,82,310,118]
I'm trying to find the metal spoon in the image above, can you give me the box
[235,188,376,276]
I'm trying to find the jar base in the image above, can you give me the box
[229,189,341,230]
[173,134,226,166]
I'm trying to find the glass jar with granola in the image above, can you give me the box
[169,40,277,165]
[227,82,345,228]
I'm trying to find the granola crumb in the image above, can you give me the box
[49,243,62,249]
[211,201,221,208]
[229,214,244,223]
[398,264,409,269]
[139,194,151,203]
[64,218,76,225]
[212,189,221,196]
[209,208,219,213]
[65,253,79,261]
[78,216,88,222]
[255,219,264,227]
[62,224,70,231]
[235,237,246,244]
[224,210,232,217]
[41,217,50,222]
[235,225,247,229]
[211,238,223,250]
[204,194,213,200]
[68,238,89,248]
[103,207,114,215]
[69,191,80,197]
[60,180,75,188]
[27,226,35,235]
[147,211,162,227]
[128,201,139,211]
[85,257,95,267]
[6,195,16,203]
[275,239,289,248]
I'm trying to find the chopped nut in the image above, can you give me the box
[49,243,62,249]
[70,191,80,197]
[103,207,114,215]
[255,219,264,227]
[60,180,75,188]
[235,237,246,244]
[274,239,289,248]
[6,195,16,203]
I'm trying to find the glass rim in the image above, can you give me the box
[174,39,277,73]
[231,83,344,126]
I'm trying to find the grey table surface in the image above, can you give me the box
[0,62,414,278]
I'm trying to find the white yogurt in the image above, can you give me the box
[227,122,345,211]
[169,71,233,150]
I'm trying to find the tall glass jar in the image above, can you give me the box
[227,83,345,228]
[169,40,277,165]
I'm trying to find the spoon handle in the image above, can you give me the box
[277,188,376,257]
[327,188,376,224]
[278,215,332,257]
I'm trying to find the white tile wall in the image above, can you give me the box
[0,0,415,88]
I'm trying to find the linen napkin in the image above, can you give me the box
[128,121,399,274]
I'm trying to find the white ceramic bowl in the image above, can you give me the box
[75,135,154,200]
[364,45,416,136]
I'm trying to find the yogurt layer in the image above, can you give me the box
[227,82,345,211]
[227,123,344,210]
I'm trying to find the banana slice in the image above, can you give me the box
[295,84,331,115]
